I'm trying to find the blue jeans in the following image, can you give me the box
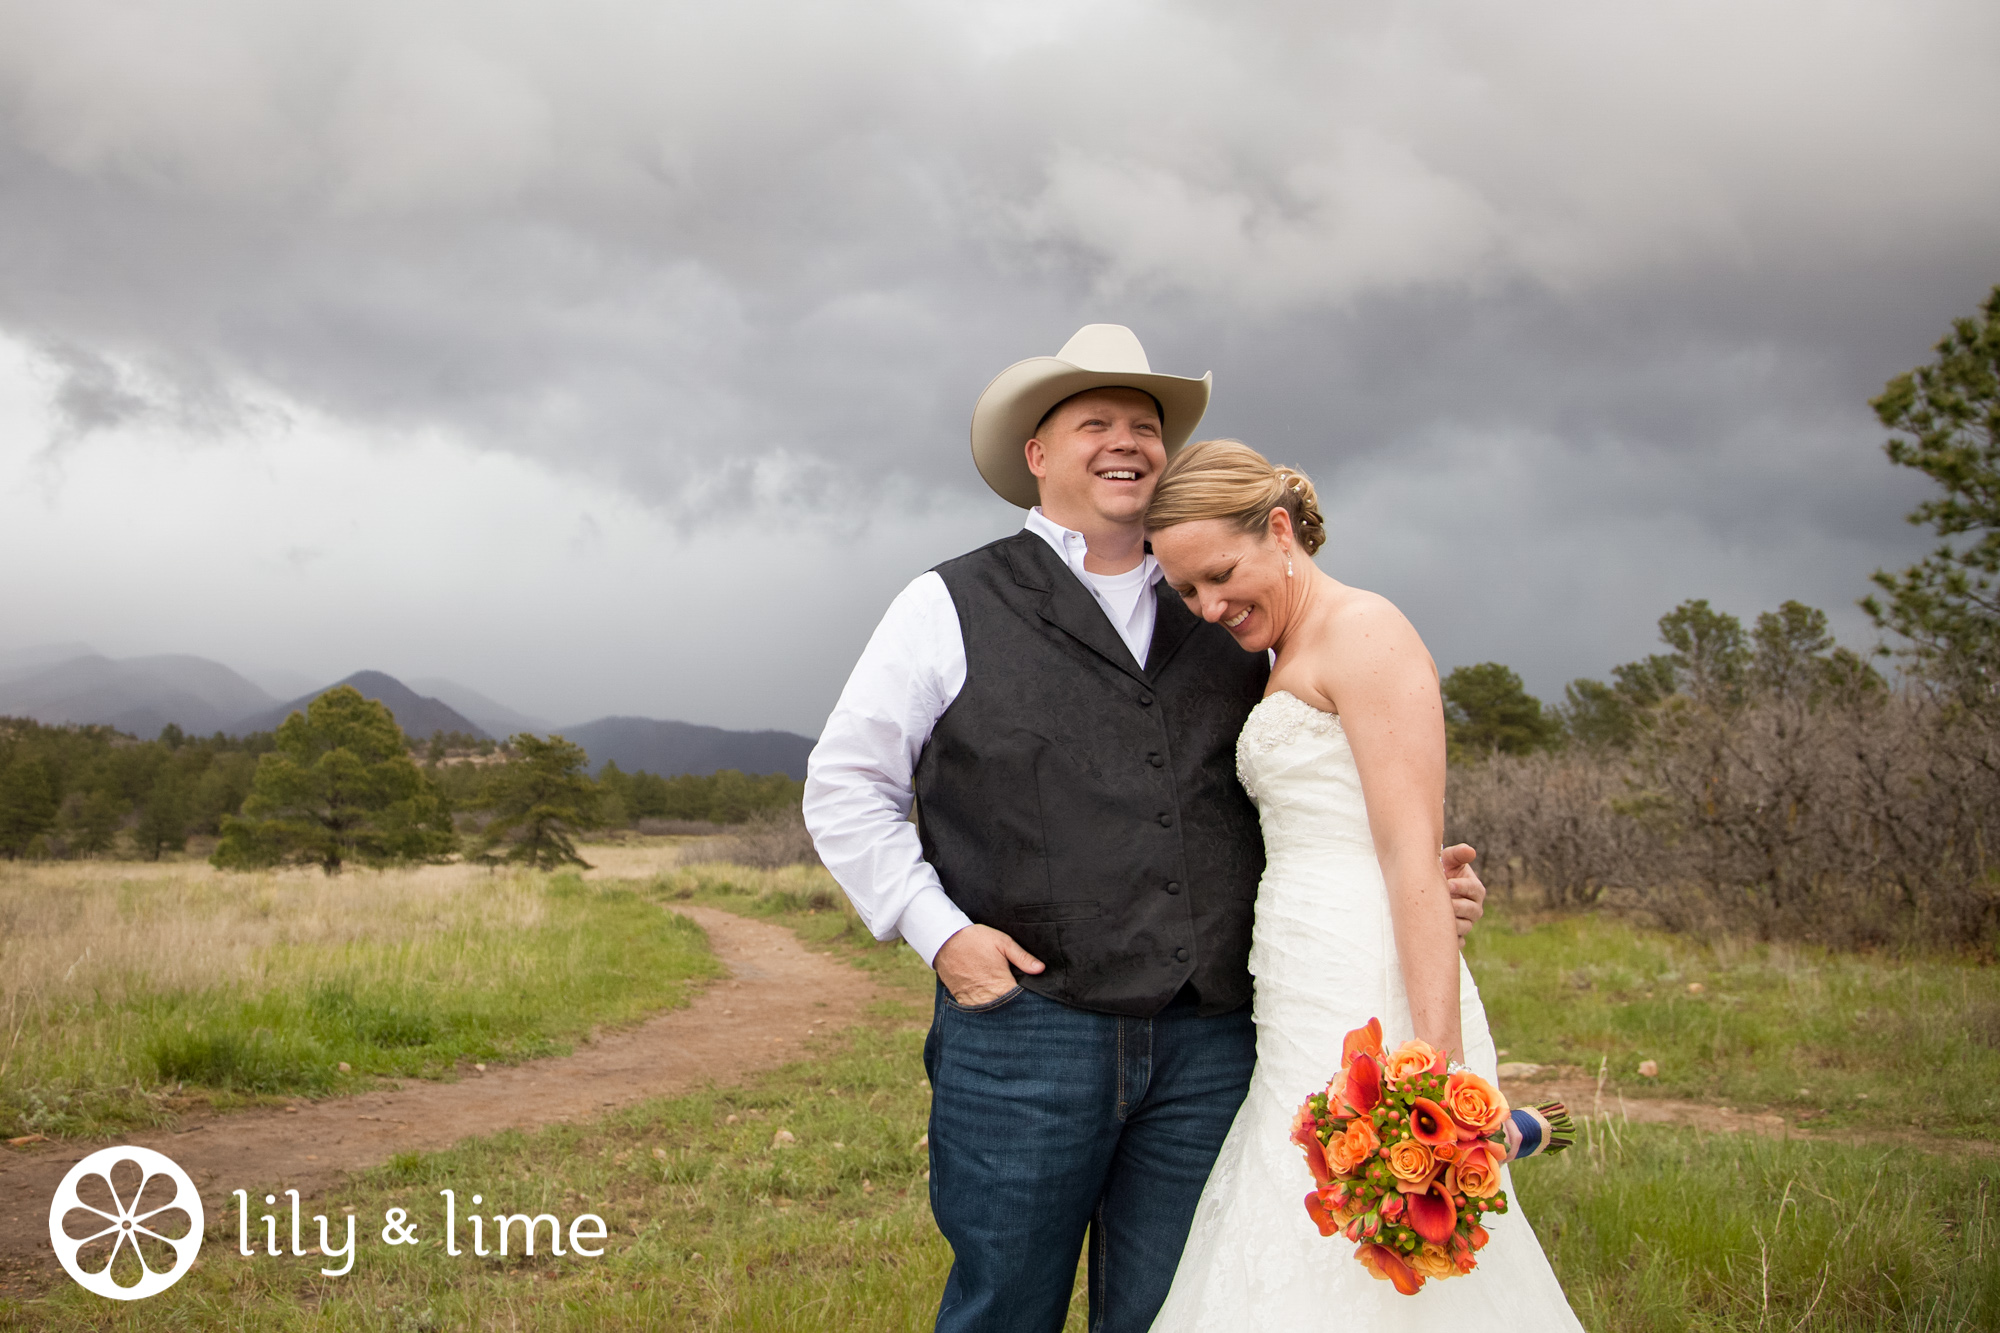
[924,983,1255,1333]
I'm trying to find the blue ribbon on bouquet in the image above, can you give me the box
[1506,1102,1575,1161]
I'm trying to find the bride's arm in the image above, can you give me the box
[1313,595,1462,1060]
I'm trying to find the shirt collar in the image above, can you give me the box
[1024,507,1162,586]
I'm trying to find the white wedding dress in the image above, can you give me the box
[1152,692,1584,1330]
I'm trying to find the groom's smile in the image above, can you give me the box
[1024,385,1168,531]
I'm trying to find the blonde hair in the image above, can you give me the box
[1145,439,1326,555]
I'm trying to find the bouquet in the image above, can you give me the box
[1291,1018,1574,1295]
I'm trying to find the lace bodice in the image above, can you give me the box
[1235,691,1375,859]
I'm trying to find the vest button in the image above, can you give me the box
[1174,947,1190,963]
[1157,813,1173,828]
[1148,752,1164,768]
[1137,692,1154,706]
[1165,881,1181,895]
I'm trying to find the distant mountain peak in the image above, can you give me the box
[560,715,813,781]
[406,677,554,739]
[0,652,275,738]
[235,671,490,741]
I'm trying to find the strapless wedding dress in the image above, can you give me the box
[1151,692,1584,1330]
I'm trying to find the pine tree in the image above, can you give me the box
[213,686,456,873]
[0,758,58,860]
[66,787,128,857]
[1441,663,1563,758]
[1864,285,2000,692]
[476,734,602,870]
[134,769,189,861]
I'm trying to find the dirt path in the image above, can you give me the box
[0,905,886,1285]
[1499,1069,2000,1158]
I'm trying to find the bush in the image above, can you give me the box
[1451,683,2000,947]
[713,806,820,870]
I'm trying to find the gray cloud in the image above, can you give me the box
[1,0,1997,723]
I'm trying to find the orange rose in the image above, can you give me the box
[1384,1040,1441,1084]
[1342,1117,1380,1161]
[1358,1243,1424,1295]
[1469,1224,1491,1252]
[1409,1244,1457,1279]
[1447,1141,1503,1200]
[1443,1070,1510,1137]
[1385,1137,1435,1186]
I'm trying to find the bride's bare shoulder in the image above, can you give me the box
[1312,585,1434,678]
[1321,584,1419,640]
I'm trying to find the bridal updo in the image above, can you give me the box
[1145,439,1327,556]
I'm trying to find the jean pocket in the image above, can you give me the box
[941,983,1025,1014]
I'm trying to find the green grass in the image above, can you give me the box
[11,866,1997,1330]
[1,868,721,1138]
[15,988,959,1331]
[1466,907,2000,1140]
[1528,1118,1999,1331]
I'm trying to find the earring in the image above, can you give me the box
[1286,553,1294,577]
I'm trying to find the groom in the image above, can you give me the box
[803,325,1487,1333]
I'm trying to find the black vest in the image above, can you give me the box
[914,532,1269,1017]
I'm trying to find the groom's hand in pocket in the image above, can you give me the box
[1443,844,1487,942]
[935,925,1045,1006]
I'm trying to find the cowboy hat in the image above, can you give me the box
[970,324,1212,508]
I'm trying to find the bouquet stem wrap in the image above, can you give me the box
[1505,1102,1575,1161]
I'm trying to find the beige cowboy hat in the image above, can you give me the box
[970,324,1212,508]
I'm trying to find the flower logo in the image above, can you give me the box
[49,1146,205,1300]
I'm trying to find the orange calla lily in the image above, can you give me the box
[1342,1018,1384,1065]
[1340,1053,1382,1115]
[1358,1242,1425,1295]
[1408,1096,1457,1146]
[1403,1178,1458,1245]
[1304,1189,1341,1237]
[1291,1103,1332,1186]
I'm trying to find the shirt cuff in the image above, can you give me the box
[895,886,975,968]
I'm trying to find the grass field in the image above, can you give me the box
[0,858,722,1139]
[7,854,1999,1330]
[1465,907,2000,1140]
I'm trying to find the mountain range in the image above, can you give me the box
[0,648,814,780]
[231,670,492,742]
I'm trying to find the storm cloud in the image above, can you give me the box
[1,0,1996,731]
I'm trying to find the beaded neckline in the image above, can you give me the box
[1237,691,1345,800]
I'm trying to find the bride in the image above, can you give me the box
[1141,441,1583,1328]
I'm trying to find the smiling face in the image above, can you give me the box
[1024,387,1167,531]
[1151,511,1295,653]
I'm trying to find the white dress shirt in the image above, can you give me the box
[803,509,1163,966]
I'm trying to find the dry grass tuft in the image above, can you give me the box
[0,861,546,1026]
[0,856,718,1136]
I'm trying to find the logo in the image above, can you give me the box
[49,1146,205,1301]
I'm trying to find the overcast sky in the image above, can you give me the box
[2,0,1996,734]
